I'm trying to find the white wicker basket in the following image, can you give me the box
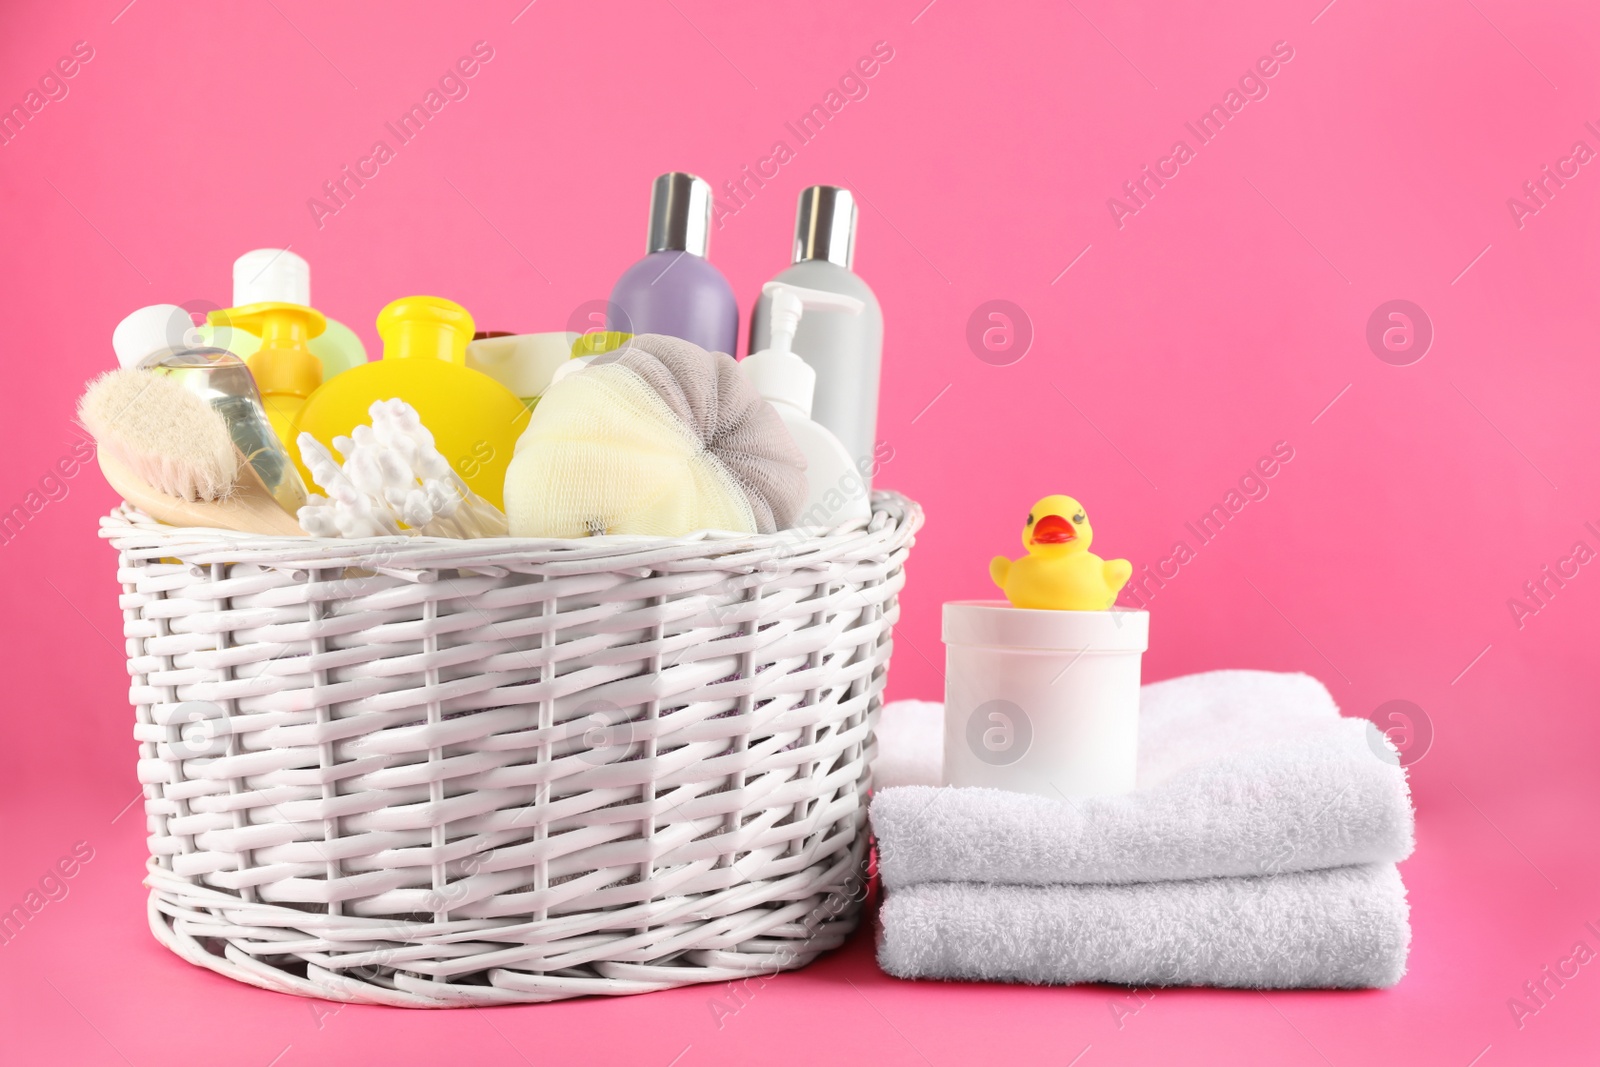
[101,493,920,1007]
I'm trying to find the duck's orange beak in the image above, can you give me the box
[1030,514,1076,545]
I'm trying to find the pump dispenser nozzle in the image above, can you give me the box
[763,282,864,356]
[207,302,327,451]
[212,303,327,396]
[199,249,368,379]
[742,282,872,527]
[745,282,863,419]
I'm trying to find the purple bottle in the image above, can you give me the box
[608,172,738,355]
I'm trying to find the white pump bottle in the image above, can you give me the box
[743,282,872,527]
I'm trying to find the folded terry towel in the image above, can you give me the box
[872,669,1414,887]
[878,863,1411,989]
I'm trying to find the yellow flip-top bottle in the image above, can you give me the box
[293,296,528,509]
[210,302,325,451]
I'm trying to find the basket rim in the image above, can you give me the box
[101,490,922,573]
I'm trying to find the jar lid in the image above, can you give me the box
[942,600,1149,652]
[466,332,579,399]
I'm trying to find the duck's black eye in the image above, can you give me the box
[1026,513,1034,525]
[1073,512,1085,524]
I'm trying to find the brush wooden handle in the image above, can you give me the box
[98,450,306,537]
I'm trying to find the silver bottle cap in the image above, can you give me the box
[793,185,857,269]
[647,172,712,257]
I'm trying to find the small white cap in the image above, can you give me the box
[233,248,311,306]
[111,304,205,368]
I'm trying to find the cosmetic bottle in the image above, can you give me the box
[209,301,325,450]
[111,304,307,513]
[294,296,529,508]
[199,249,367,379]
[608,173,738,354]
[748,186,884,484]
[743,283,871,527]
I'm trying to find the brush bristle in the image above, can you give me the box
[78,369,239,502]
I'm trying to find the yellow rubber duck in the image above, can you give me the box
[990,495,1133,611]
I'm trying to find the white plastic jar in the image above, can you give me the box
[942,600,1150,799]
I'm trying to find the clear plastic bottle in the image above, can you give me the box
[208,301,325,451]
[112,304,307,513]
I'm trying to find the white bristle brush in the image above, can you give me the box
[78,369,305,536]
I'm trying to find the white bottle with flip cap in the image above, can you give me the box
[743,282,871,527]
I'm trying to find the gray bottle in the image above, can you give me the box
[748,186,884,486]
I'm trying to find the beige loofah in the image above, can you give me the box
[78,369,239,502]
[504,334,807,538]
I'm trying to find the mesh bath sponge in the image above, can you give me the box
[504,333,807,538]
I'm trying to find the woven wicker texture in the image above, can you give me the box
[102,493,920,1006]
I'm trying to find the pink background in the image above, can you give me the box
[3,0,1598,1063]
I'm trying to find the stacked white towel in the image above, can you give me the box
[869,670,1415,989]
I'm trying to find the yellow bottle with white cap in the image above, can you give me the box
[209,302,325,450]
[294,296,528,508]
